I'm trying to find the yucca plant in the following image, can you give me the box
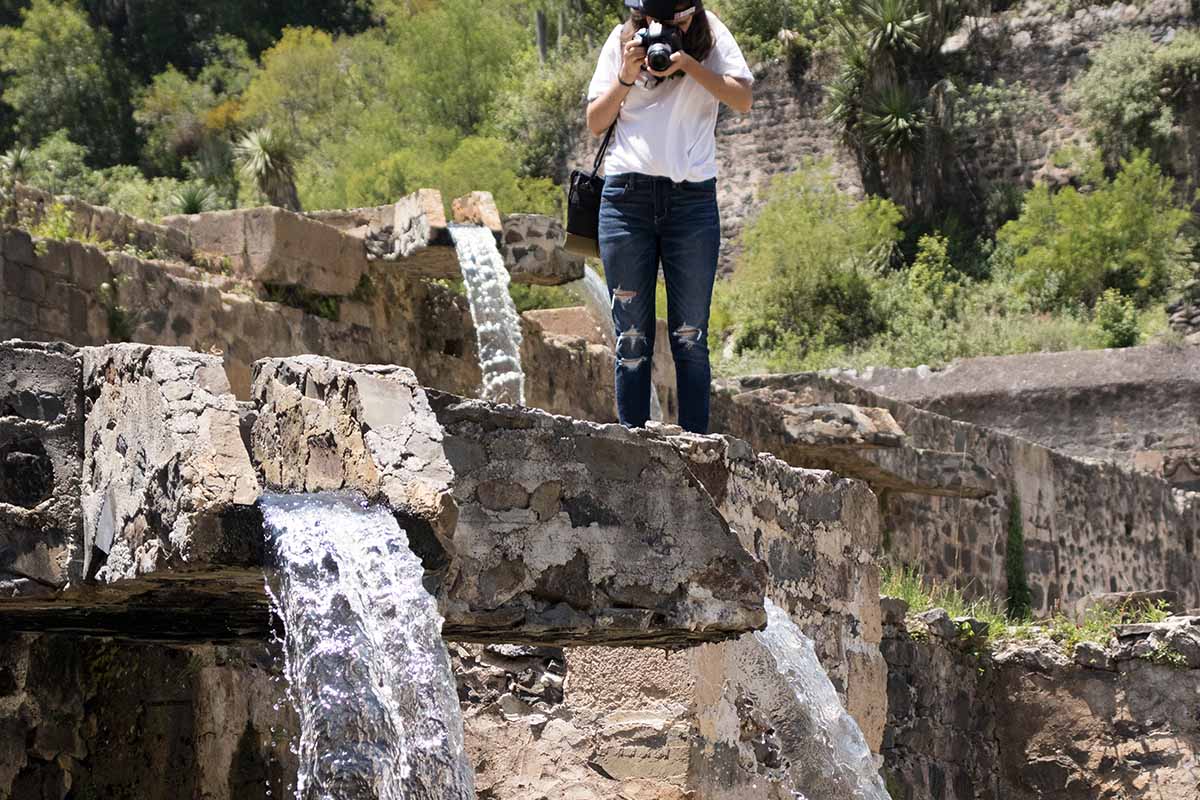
[857,0,928,56]
[234,128,301,212]
[170,183,218,216]
[0,146,32,183]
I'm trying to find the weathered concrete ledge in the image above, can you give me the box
[711,377,996,499]
[2,344,768,647]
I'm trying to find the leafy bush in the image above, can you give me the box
[727,161,903,366]
[1070,30,1200,165]
[997,152,1193,310]
[1093,288,1140,348]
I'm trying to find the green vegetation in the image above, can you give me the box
[1004,495,1032,621]
[882,564,1178,658]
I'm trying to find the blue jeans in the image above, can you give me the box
[598,172,720,434]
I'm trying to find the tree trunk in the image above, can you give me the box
[536,10,548,63]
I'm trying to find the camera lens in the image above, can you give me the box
[647,43,673,72]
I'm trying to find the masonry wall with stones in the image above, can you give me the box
[834,344,1200,488]
[881,603,1200,800]
[711,374,1200,615]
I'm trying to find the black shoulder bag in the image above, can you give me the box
[564,121,617,259]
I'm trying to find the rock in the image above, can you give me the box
[250,355,458,556]
[1166,626,1200,668]
[502,215,586,286]
[80,344,261,582]
[0,340,84,594]
[914,608,960,640]
[451,191,503,236]
[1074,641,1116,671]
[428,390,768,646]
[386,188,460,278]
[163,207,367,296]
[881,597,910,626]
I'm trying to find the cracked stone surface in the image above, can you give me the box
[0,340,84,597]
[80,345,261,583]
[250,355,459,557]
[426,391,768,645]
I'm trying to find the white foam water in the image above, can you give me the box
[449,224,525,406]
[570,265,663,422]
[262,493,475,800]
[756,599,892,800]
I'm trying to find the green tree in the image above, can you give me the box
[729,160,903,363]
[0,0,134,165]
[998,152,1193,310]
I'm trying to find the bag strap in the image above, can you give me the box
[591,121,617,178]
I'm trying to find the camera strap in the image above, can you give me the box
[591,121,617,179]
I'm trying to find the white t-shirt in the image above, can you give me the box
[586,12,753,183]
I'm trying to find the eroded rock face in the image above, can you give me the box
[81,344,260,582]
[428,392,768,646]
[250,355,458,558]
[883,609,1200,800]
[0,341,83,597]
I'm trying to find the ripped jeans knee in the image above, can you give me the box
[616,324,650,371]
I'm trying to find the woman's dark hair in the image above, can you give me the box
[631,2,714,64]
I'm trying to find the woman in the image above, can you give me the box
[585,0,753,435]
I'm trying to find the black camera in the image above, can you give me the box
[635,22,684,73]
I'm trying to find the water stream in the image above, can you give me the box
[570,265,663,422]
[262,493,475,800]
[449,224,525,406]
[756,599,892,800]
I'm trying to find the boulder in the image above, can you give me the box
[0,340,84,596]
[163,207,367,296]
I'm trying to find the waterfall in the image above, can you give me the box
[449,224,525,406]
[261,493,475,800]
[569,265,663,422]
[756,599,892,800]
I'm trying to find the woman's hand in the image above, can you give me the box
[646,50,695,80]
[619,37,647,85]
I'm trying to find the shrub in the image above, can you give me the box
[997,152,1193,310]
[1093,288,1140,348]
[1070,30,1200,165]
[708,0,835,66]
[727,160,903,365]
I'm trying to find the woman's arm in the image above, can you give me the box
[652,52,753,114]
[585,32,646,136]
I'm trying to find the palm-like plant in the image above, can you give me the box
[0,146,33,183]
[861,84,927,154]
[857,0,929,56]
[170,183,218,216]
[234,128,302,212]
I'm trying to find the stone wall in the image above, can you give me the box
[882,606,1200,800]
[712,374,1200,614]
[0,225,482,399]
[834,343,1200,484]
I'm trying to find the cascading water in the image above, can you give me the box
[569,265,663,422]
[261,493,475,800]
[756,599,892,800]
[449,224,525,406]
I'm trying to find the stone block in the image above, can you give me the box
[164,208,367,296]
[428,392,766,646]
[0,341,84,596]
[502,214,586,286]
[451,191,503,236]
[79,344,260,583]
[383,188,461,278]
[250,355,458,555]
[1074,589,1182,623]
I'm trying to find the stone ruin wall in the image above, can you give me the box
[0,341,885,800]
[836,346,1200,487]
[880,602,1200,800]
[717,374,1200,616]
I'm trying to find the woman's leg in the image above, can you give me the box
[599,175,659,428]
[660,179,720,434]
